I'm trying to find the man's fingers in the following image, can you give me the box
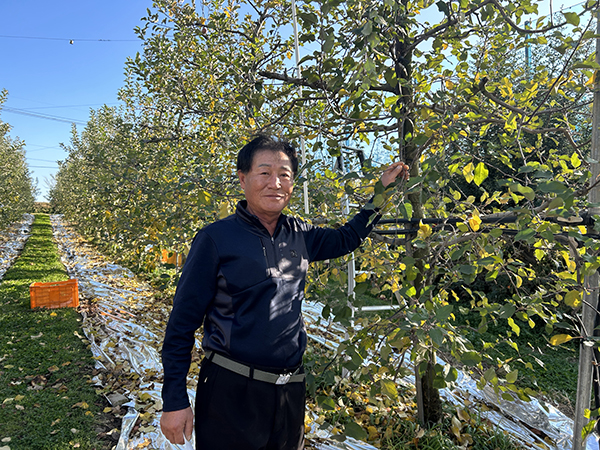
[184,419,194,441]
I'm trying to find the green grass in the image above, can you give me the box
[0,214,108,450]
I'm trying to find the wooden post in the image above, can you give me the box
[573,7,600,449]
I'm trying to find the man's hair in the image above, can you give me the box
[237,134,299,176]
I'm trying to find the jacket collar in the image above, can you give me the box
[236,200,288,235]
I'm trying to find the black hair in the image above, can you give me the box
[236,134,299,176]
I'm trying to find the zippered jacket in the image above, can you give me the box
[161,200,381,412]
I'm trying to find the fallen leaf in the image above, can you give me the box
[48,365,59,372]
[72,401,89,409]
[1,438,11,443]
[30,332,43,339]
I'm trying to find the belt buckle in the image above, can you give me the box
[276,372,292,385]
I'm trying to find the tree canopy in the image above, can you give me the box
[0,90,37,228]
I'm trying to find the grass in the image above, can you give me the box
[0,214,109,450]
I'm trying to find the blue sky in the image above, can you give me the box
[0,0,149,200]
[0,0,587,202]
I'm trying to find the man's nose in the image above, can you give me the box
[268,174,281,188]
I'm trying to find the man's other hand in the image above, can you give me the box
[160,407,194,444]
[381,161,410,188]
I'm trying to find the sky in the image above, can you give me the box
[0,0,149,201]
[0,0,589,202]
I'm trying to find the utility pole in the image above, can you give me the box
[573,7,600,449]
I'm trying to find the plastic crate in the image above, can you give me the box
[30,279,79,309]
[161,250,184,267]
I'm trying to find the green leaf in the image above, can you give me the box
[563,11,580,26]
[460,351,482,367]
[384,95,400,108]
[344,421,368,441]
[483,367,496,382]
[538,181,567,194]
[317,395,336,411]
[435,305,453,322]
[489,228,503,238]
[506,370,518,383]
[381,378,398,400]
[516,184,535,201]
[514,228,535,242]
[474,162,489,186]
[498,304,516,319]
[430,327,444,346]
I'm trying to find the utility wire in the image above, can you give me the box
[2,107,86,125]
[0,34,137,43]
[27,158,59,163]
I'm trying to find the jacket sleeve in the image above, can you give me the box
[303,203,381,262]
[161,231,219,412]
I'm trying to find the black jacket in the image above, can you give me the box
[161,200,380,412]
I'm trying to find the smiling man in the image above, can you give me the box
[160,134,409,450]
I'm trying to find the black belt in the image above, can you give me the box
[205,351,305,385]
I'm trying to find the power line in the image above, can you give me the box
[22,103,119,110]
[0,34,138,43]
[29,165,58,169]
[2,107,86,125]
[28,158,58,163]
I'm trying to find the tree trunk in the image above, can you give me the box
[395,1,441,427]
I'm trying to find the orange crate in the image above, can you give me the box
[161,250,184,267]
[30,279,79,309]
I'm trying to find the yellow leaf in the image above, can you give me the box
[550,334,574,346]
[515,275,523,288]
[534,249,544,261]
[355,272,368,283]
[468,211,481,232]
[418,221,432,239]
[463,162,474,183]
[72,401,89,409]
[564,290,582,307]
[508,317,520,336]
[457,408,470,421]
[219,202,230,219]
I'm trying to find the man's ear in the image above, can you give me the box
[238,170,246,189]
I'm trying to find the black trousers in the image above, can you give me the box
[195,358,305,450]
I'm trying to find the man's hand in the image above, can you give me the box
[160,407,194,445]
[381,161,410,188]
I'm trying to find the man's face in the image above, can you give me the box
[238,150,294,219]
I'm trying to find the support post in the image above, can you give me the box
[291,0,309,215]
[573,7,600,449]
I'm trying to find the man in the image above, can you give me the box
[160,135,409,449]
